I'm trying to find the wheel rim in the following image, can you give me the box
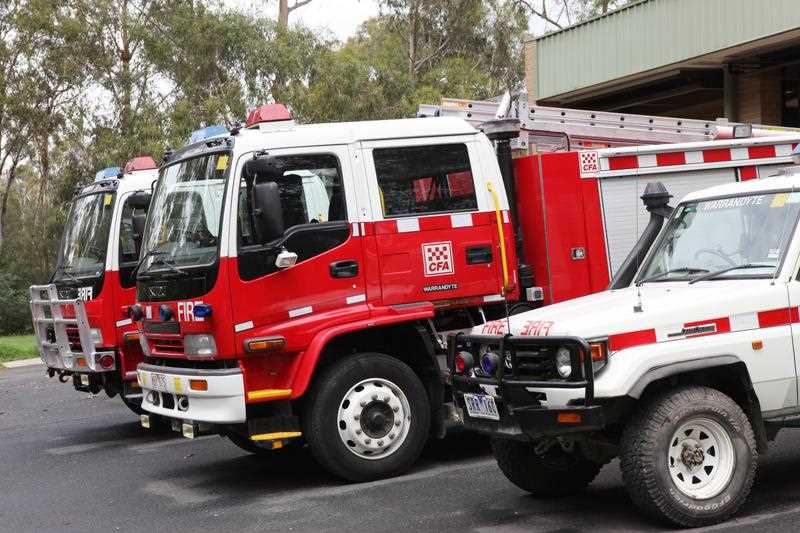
[668,416,735,499]
[337,378,411,460]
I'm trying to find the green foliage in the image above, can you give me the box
[0,0,530,333]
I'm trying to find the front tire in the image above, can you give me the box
[620,386,757,528]
[303,353,430,482]
[492,438,602,496]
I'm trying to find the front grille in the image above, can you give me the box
[511,348,560,380]
[143,320,180,334]
[65,326,82,352]
[150,336,184,355]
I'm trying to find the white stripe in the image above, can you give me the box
[145,306,152,319]
[360,222,366,235]
[730,312,759,332]
[684,150,703,164]
[289,306,313,318]
[637,154,657,168]
[731,147,749,160]
[346,293,367,305]
[776,144,794,157]
[502,211,509,224]
[396,218,420,233]
[483,294,504,303]
[351,223,360,237]
[234,320,254,333]
[116,318,133,327]
[599,157,610,171]
[450,213,473,228]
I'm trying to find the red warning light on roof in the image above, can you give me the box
[246,104,293,128]
[124,156,158,174]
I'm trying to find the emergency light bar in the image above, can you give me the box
[124,156,158,174]
[246,104,293,128]
[188,125,228,144]
[94,166,121,182]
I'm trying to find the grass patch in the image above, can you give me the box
[0,334,38,363]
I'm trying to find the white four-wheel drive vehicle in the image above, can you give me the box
[451,171,800,527]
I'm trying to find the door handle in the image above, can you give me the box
[466,245,493,264]
[330,260,359,278]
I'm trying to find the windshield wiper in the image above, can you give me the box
[132,249,165,279]
[51,265,80,284]
[688,263,775,284]
[150,256,188,276]
[636,267,710,286]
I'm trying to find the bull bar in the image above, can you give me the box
[448,332,605,440]
[29,284,115,372]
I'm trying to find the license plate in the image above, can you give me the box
[150,372,168,391]
[463,393,500,421]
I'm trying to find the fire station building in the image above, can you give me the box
[525,0,800,126]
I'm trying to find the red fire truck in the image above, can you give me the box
[30,157,157,413]
[132,102,800,481]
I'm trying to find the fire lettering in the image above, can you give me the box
[519,320,554,336]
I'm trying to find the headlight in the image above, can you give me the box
[185,334,217,358]
[90,328,103,348]
[139,334,151,357]
[555,347,572,378]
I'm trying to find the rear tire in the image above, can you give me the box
[303,353,430,482]
[492,438,602,496]
[619,386,757,527]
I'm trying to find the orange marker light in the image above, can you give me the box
[557,412,582,424]
[189,379,208,391]
[245,336,286,353]
[752,340,764,351]
[589,343,607,362]
[76,357,87,367]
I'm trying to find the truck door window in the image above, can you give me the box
[118,196,148,288]
[237,153,349,280]
[372,143,477,217]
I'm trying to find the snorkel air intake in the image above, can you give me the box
[609,182,673,289]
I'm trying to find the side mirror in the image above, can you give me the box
[128,191,152,210]
[252,181,284,244]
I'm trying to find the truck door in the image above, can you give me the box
[229,146,367,342]
[362,139,504,305]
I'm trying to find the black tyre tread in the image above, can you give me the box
[619,386,758,528]
[303,352,430,482]
[492,438,602,497]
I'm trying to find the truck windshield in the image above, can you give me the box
[638,191,800,283]
[56,191,115,278]
[139,152,228,275]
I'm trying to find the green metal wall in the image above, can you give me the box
[535,0,800,100]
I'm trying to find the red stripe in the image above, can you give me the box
[748,145,776,159]
[418,216,451,231]
[609,329,656,351]
[374,220,397,234]
[739,167,758,181]
[703,148,731,163]
[757,307,799,328]
[655,152,686,166]
[608,155,638,171]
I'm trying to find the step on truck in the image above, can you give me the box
[131,102,800,481]
[451,150,800,527]
[30,157,157,413]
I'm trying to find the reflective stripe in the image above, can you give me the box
[288,306,312,318]
[234,320,254,333]
[346,293,366,305]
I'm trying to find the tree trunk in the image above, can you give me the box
[408,0,419,80]
[278,0,289,27]
[119,0,133,137]
[0,157,18,252]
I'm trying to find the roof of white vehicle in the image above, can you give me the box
[232,117,478,150]
[681,170,800,203]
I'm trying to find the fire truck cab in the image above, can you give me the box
[134,106,517,480]
[30,157,157,413]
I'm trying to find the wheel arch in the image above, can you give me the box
[294,317,446,438]
[628,355,768,453]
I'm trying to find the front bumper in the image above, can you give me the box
[449,333,605,441]
[29,284,114,373]
[137,363,246,423]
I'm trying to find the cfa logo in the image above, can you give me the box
[579,150,599,177]
[77,286,94,301]
[422,241,454,277]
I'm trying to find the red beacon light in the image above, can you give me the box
[245,103,293,128]
[124,156,158,174]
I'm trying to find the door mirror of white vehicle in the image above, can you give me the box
[275,249,298,269]
[252,181,285,244]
